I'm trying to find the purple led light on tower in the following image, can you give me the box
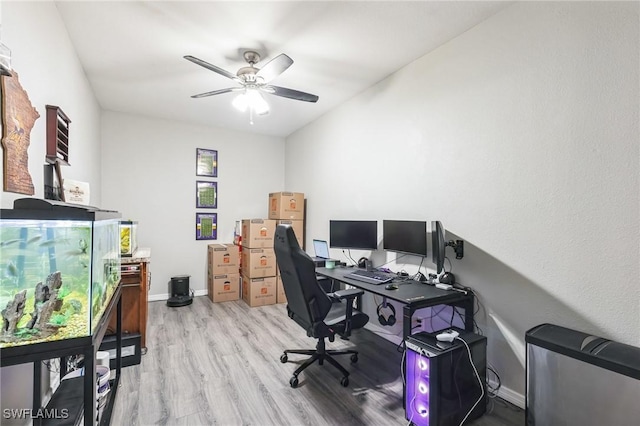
[405,349,430,426]
[404,330,487,426]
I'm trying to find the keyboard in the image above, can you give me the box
[346,269,395,285]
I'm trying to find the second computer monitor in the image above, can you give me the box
[383,220,428,257]
[329,220,378,250]
[431,220,446,274]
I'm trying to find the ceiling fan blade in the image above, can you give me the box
[191,87,243,99]
[184,55,238,81]
[264,85,319,103]
[256,54,293,83]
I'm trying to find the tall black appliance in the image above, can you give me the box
[167,275,193,307]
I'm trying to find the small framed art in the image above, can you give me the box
[196,180,217,208]
[196,213,217,240]
[196,148,218,177]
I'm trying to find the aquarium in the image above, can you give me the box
[0,199,121,348]
[119,220,138,257]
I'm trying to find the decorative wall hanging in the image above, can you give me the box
[196,148,217,177]
[196,213,217,240]
[1,70,39,195]
[196,180,217,208]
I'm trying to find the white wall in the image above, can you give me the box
[101,111,285,298]
[1,2,103,425]
[1,1,102,208]
[286,1,639,405]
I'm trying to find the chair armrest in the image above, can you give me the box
[330,288,364,300]
[328,289,364,338]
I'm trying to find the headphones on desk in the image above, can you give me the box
[377,302,396,326]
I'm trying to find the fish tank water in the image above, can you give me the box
[0,198,121,348]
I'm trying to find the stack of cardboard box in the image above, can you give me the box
[207,244,240,303]
[268,191,305,304]
[241,219,277,307]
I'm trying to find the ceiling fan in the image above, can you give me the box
[184,51,319,110]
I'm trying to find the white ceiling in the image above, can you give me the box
[55,1,510,138]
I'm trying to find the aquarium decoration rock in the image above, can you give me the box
[1,289,27,336]
[27,271,63,330]
[0,271,66,343]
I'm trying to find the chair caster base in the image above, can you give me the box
[340,376,349,387]
[290,376,299,388]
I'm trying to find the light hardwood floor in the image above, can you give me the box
[111,297,523,425]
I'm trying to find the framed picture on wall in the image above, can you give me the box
[196,148,218,177]
[196,180,217,208]
[196,213,217,240]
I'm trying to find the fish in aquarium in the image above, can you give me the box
[5,261,18,279]
[26,235,42,244]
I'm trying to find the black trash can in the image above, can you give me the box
[167,275,193,307]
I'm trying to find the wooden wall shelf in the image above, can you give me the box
[45,105,71,165]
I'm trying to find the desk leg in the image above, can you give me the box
[463,294,474,332]
[402,305,417,343]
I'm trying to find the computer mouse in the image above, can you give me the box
[385,283,399,290]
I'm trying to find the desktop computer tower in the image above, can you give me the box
[404,329,487,426]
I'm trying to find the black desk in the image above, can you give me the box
[316,267,475,341]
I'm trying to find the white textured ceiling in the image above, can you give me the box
[55,1,510,137]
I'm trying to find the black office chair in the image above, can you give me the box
[274,224,369,388]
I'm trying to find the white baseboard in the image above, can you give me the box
[489,380,525,409]
[148,289,207,302]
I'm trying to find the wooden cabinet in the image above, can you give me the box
[108,249,150,350]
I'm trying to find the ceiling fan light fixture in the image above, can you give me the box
[247,89,269,115]
[232,91,249,112]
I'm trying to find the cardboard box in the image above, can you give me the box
[208,243,239,275]
[241,219,276,248]
[268,192,305,220]
[276,275,287,304]
[208,273,240,303]
[241,247,277,278]
[242,275,276,307]
[276,219,304,248]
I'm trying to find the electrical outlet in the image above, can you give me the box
[412,315,429,331]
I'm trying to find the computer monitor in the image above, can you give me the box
[431,221,446,274]
[383,220,428,257]
[329,220,378,250]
